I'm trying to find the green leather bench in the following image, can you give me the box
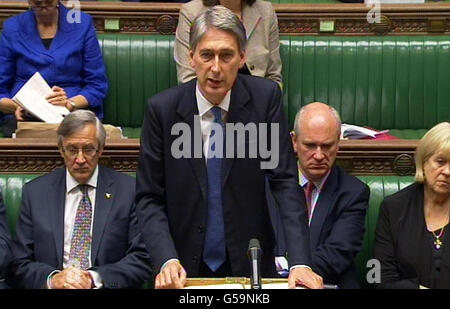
[98,34,450,139]
[0,173,415,287]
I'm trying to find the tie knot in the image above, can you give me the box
[78,184,89,196]
[211,106,222,124]
[305,181,315,194]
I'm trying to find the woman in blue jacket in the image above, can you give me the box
[0,0,108,136]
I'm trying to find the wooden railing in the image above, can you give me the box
[0,138,417,176]
[1,2,450,35]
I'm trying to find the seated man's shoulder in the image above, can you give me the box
[334,166,369,194]
[24,168,66,189]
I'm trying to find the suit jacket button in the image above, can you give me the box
[198,226,204,233]
[192,256,198,263]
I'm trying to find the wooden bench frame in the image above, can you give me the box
[1,2,450,35]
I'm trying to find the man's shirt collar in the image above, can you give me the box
[196,82,230,117]
[66,165,99,193]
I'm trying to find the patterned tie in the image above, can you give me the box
[203,106,227,272]
[68,184,92,270]
[304,181,315,220]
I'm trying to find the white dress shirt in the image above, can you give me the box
[196,82,230,162]
[62,165,102,288]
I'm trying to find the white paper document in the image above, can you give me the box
[13,72,70,124]
[341,124,389,140]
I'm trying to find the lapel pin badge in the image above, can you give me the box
[105,193,111,199]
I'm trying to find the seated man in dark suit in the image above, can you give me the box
[271,102,369,288]
[0,188,11,289]
[10,110,151,289]
[136,5,323,289]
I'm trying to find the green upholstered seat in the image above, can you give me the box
[97,34,450,139]
[0,174,39,238]
[355,175,415,287]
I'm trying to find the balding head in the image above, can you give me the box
[293,102,341,139]
[292,102,341,182]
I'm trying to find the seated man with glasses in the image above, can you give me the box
[9,110,151,289]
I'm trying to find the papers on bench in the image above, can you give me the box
[341,124,389,140]
[12,72,70,124]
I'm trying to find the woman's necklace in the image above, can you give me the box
[432,226,445,250]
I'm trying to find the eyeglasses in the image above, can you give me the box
[63,146,98,158]
[29,0,57,9]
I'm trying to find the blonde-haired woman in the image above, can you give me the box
[374,122,450,288]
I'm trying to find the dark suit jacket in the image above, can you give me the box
[374,183,450,289]
[0,188,11,279]
[11,166,151,289]
[270,165,369,288]
[136,75,311,278]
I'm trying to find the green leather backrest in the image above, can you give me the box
[97,34,450,135]
[99,34,178,128]
[0,174,39,238]
[280,36,450,131]
[355,175,415,287]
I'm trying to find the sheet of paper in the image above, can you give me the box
[13,72,69,123]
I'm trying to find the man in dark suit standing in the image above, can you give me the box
[135,5,323,289]
[272,102,369,288]
[11,110,151,289]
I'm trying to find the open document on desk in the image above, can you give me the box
[12,72,70,123]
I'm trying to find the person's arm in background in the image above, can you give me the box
[373,200,419,289]
[265,3,283,87]
[0,22,20,115]
[174,4,197,84]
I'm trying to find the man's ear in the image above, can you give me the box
[189,49,195,68]
[290,131,297,153]
[239,50,246,69]
[58,145,65,158]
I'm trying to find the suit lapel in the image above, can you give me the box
[21,6,76,58]
[222,77,251,187]
[49,5,78,51]
[309,167,338,250]
[91,166,114,263]
[242,4,262,40]
[49,169,66,268]
[176,81,208,199]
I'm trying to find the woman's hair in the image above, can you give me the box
[202,0,256,7]
[414,122,450,183]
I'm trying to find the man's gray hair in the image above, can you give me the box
[189,5,247,53]
[57,110,106,149]
[293,103,342,138]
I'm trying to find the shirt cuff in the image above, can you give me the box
[46,270,61,289]
[160,258,180,273]
[88,270,103,289]
[289,264,312,272]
